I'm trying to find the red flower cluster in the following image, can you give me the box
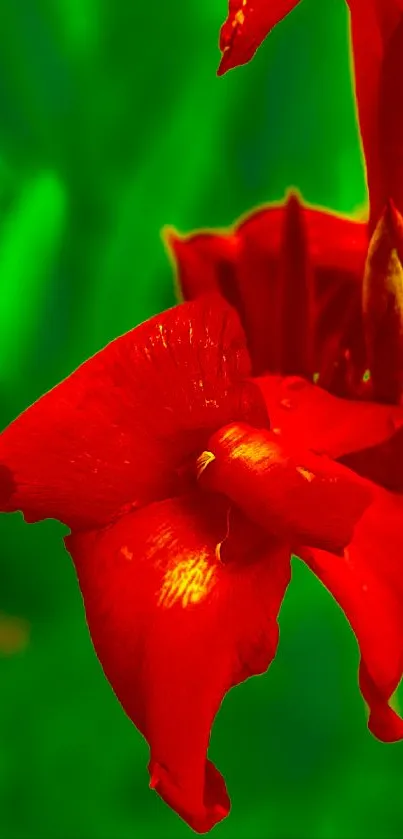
[1,0,403,834]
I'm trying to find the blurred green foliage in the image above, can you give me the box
[0,1,401,838]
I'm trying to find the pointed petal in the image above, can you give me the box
[237,203,367,278]
[66,493,290,831]
[218,0,302,75]
[164,227,240,302]
[362,200,403,403]
[0,296,268,530]
[198,423,371,555]
[348,0,403,224]
[256,374,403,471]
[168,202,367,378]
[238,204,366,380]
[275,193,313,377]
[301,490,403,742]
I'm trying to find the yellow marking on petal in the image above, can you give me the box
[157,323,168,349]
[230,438,284,468]
[296,466,315,482]
[158,552,217,609]
[196,450,215,479]
[120,545,133,561]
[233,9,245,26]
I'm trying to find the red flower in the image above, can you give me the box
[203,374,403,747]
[1,293,398,831]
[218,0,302,76]
[218,1,403,226]
[166,194,369,396]
[171,2,403,405]
[347,0,403,229]
[2,2,403,832]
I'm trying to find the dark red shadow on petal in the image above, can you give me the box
[0,465,15,508]
[168,204,368,384]
[340,425,403,492]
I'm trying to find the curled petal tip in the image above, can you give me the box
[368,707,403,743]
[360,662,403,744]
[148,760,230,833]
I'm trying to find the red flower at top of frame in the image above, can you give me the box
[218,0,403,226]
[170,0,403,408]
[1,292,403,833]
[218,0,302,75]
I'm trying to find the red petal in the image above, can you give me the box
[301,490,403,742]
[238,203,368,279]
[348,0,403,225]
[198,423,371,555]
[362,200,403,403]
[168,202,367,379]
[0,296,268,530]
[66,493,290,831]
[379,13,403,219]
[257,374,403,463]
[271,193,314,377]
[339,425,403,492]
[164,227,240,302]
[218,0,302,75]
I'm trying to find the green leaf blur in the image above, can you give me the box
[0,1,401,838]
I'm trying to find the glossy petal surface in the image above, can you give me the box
[67,493,290,832]
[199,422,371,555]
[0,296,267,530]
[257,375,403,468]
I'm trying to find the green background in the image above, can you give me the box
[0,0,401,837]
